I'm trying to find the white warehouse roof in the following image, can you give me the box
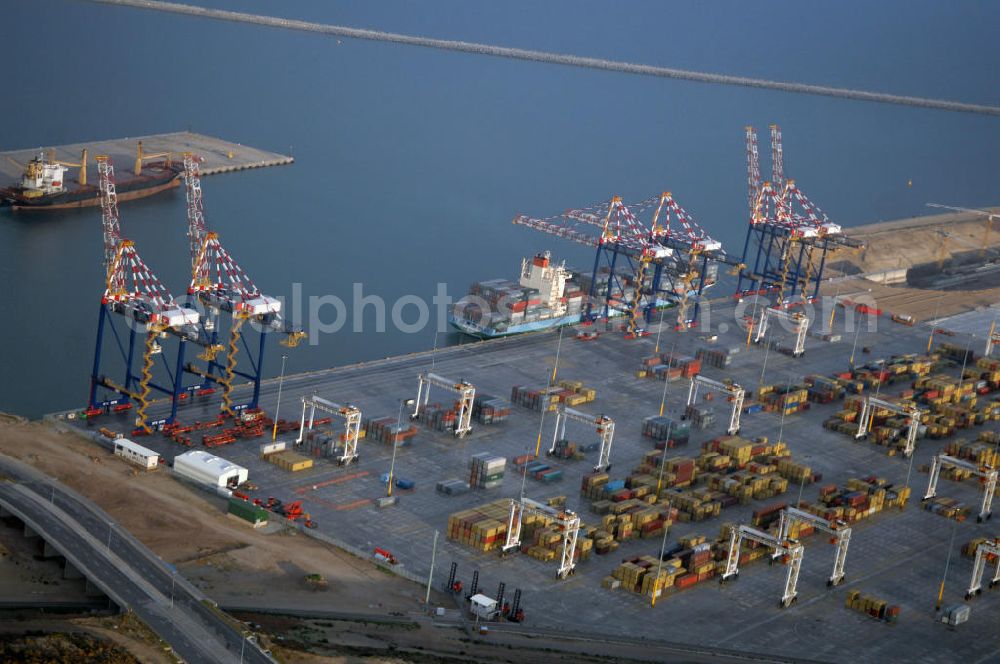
[173,450,248,487]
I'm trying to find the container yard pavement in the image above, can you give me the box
[66,299,1000,663]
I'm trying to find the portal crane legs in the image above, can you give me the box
[296,395,363,465]
[775,507,851,586]
[550,406,615,472]
[720,524,804,607]
[924,454,997,522]
[966,539,1000,599]
[411,372,475,437]
[686,375,745,435]
[754,307,808,357]
[501,498,580,579]
[855,396,923,457]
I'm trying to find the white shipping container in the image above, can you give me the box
[260,440,287,456]
[174,450,248,488]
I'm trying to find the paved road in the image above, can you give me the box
[0,455,273,664]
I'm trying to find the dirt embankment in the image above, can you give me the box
[0,419,425,616]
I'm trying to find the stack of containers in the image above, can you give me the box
[267,451,314,472]
[845,590,902,623]
[416,403,457,432]
[363,416,418,446]
[436,478,471,495]
[947,435,1000,467]
[564,283,584,316]
[697,346,740,369]
[804,375,844,403]
[684,405,715,429]
[510,385,560,412]
[469,453,506,489]
[472,394,511,425]
[447,500,508,551]
[641,416,690,447]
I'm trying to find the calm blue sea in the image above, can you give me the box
[1,0,998,417]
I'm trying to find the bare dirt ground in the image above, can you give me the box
[833,208,1000,276]
[0,612,175,664]
[0,418,430,617]
[0,419,741,662]
[817,208,1000,322]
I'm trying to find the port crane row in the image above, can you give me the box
[512,125,865,339]
[513,191,738,335]
[719,504,853,607]
[88,154,304,433]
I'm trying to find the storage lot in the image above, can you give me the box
[68,299,1000,662]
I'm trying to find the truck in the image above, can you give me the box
[374,547,398,564]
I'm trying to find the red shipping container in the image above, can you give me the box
[676,574,699,589]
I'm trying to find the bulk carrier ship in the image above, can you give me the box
[1,142,182,211]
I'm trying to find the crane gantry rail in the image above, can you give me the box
[686,375,745,435]
[966,538,1000,600]
[753,306,809,357]
[775,507,851,586]
[854,396,923,457]
[411,372,475,437]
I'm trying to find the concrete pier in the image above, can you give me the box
[0,131,293,185]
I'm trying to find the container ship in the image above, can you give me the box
[449,251,634,338]
[1,143,182,211]
[450,250,719,338]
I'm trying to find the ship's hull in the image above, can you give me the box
[448,312,584,339]
[1,166,181,211]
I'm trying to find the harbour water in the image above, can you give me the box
[1,0,999,418]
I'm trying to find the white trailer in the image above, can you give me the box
[113,438,160,470]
